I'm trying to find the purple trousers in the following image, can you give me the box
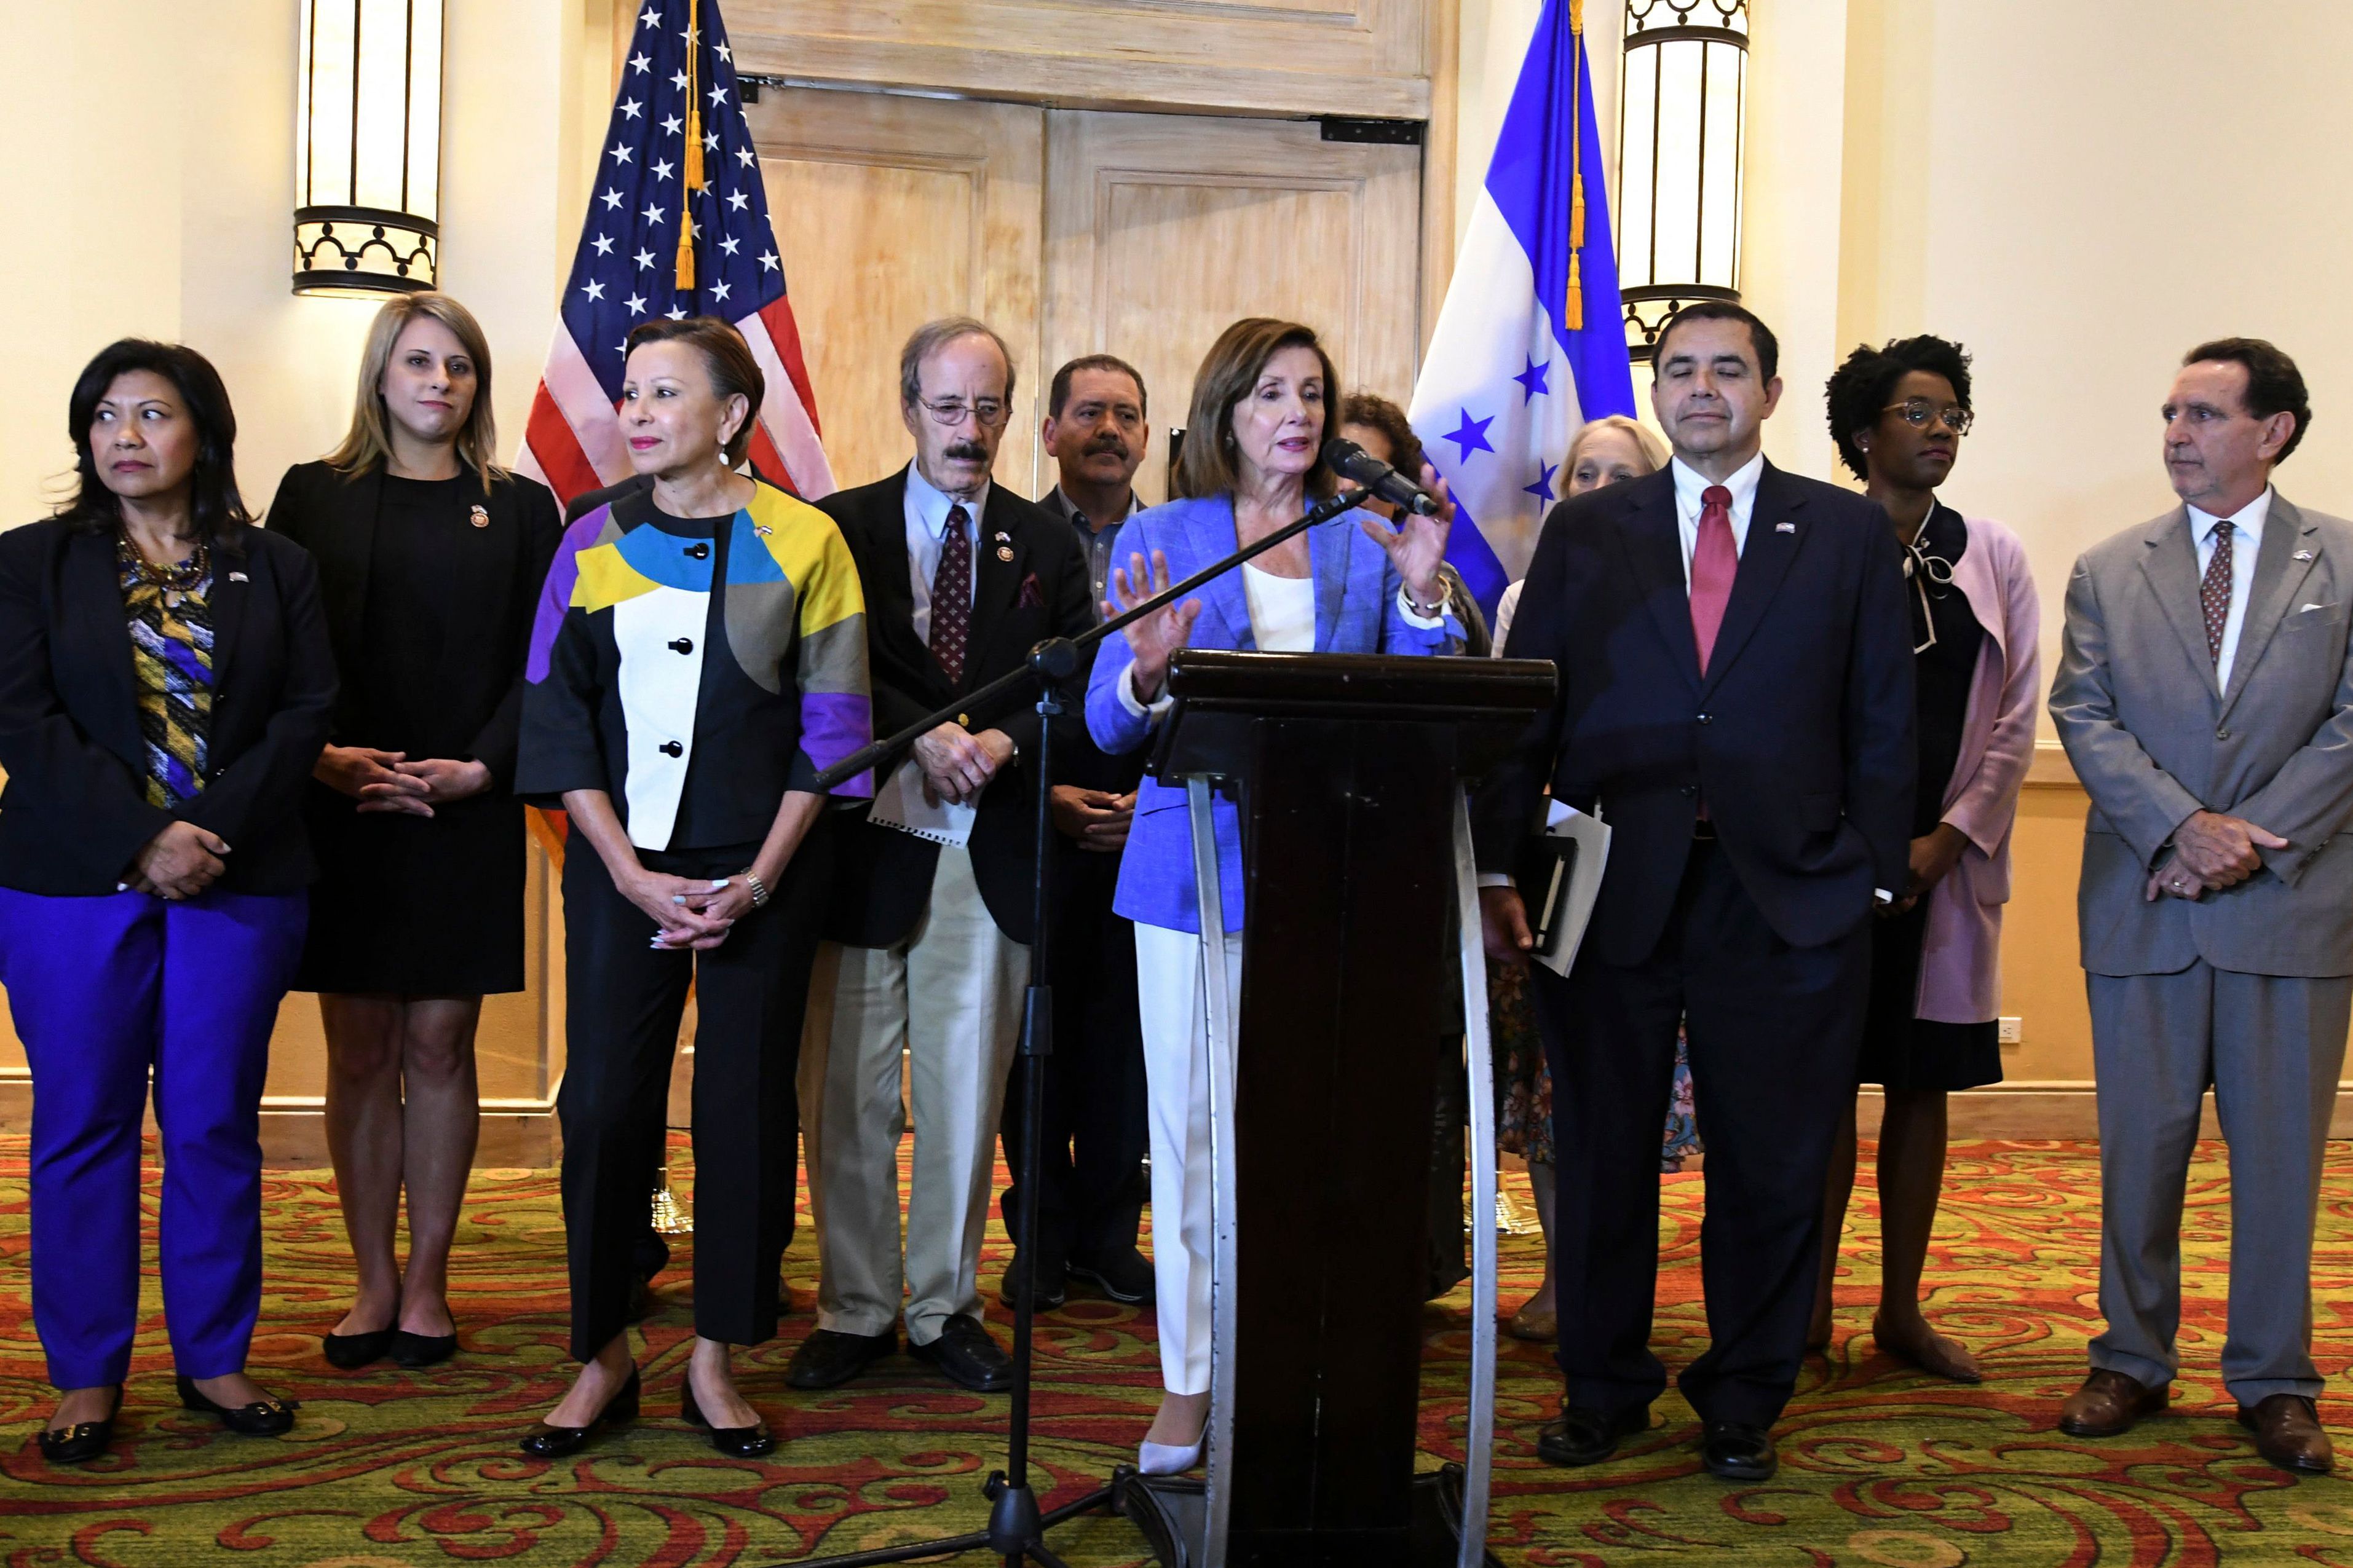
[0,886,307,1390]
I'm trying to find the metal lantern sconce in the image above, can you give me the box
[1616,0,1748,361]
[293,0,445,296]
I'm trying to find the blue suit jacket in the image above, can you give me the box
[1085,493,1458,932]
[1471,462,1916,961]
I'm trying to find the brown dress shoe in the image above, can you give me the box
[2239,1394,2333,1474]
[2058,1369,2167,1438]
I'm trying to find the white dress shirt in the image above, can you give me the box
[1670,451,1765,591]
[903,463,989,645]
[2188,486,2272,692]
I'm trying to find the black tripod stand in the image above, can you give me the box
[791,486,1369,1567]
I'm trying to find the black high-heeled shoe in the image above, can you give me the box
[681,1379,776,1458]
[176,1374,298,1435]
[519,1366,639,1458]
[37,1385,124,1465]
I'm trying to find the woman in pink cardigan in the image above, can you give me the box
[1811,337,2041,1382]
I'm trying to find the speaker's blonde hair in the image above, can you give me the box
[325,292,505,492]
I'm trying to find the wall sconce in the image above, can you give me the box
[1615,0,1747,361]
[293,0,445,296]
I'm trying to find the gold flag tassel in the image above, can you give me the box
[1563,0,1586,331]
[675,0,703,291]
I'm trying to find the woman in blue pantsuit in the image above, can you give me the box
[1085,318,1457,1475]
[0,341,334,1464]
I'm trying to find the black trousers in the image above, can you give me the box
[998,849,1148,1267]
[1532,837,1867,1427]
[558,835,828,1363]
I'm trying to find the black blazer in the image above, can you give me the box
[0,517,336,895]
[1473,462,1915,961]
[267,460,561,786]
[819,467,1094,946]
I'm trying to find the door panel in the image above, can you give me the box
[744,89,1045,497]
[1044,110,1423,505]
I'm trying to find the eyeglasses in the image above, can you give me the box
[1881,399,1974,436]
[915,395,1008,428]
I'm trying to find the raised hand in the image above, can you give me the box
[1109,548,1203,703]
[1358,460,1455,609]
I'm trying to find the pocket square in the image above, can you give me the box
[2301,602,2333,613]
[1018,572,1044,609]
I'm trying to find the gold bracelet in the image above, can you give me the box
[742,870,770,909]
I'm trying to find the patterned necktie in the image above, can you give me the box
[1689,484,1738,673]
[931,502,973,685]
[2201,520,2234,668]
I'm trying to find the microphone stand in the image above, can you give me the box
[792,484,1369,1567]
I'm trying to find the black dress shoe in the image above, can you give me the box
[323,1325,397,1370]
[389,1329,458,1369]
[681,1382,777,1457]
[1535,1403,1650,1467]
[37,1385,124,1465]
[784,1328,896,1390]
[176,1374,298,1435]
[999,1252,1067,1311]
[1069,1247,1155,1304]
[909,1314,1014,1393]
[1701,1420,1778,1481]
[519,1366,640,1458]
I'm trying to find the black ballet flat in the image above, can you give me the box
[175,1374,298,1435]
[681,1381,777,1458]
[519,1366,639,1458]
[37,1385,124,1465]
[388,1329,458,1369]
[323,1325,397,1370]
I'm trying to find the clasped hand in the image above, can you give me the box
[626,868,752,951]
[1051,785,1135,852]
[125,819,231,900]
[912,725,1014,806]
[317,745,491,817]
[2144,808,2289,902]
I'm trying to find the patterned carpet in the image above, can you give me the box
[0,1139,2347,1566]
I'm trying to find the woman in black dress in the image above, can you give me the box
[1811,337,2040,1381]
[267,294,561,1370]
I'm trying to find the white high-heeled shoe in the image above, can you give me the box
[1138,1436,1206,1475]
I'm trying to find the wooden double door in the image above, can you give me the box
[744,88,1426,503]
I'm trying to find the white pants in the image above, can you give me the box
[798,843,1027,1344]
[1135,920,1242,1396]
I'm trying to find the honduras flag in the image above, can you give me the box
[1410,0,1635,618]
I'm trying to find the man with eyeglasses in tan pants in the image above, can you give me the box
[792,318,1095,1395]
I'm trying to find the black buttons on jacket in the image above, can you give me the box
[686,542,711,560]
[659,741,684,757]
[2217,727,2231,740]
[669,638,694,655]
[1696,712,1713,725]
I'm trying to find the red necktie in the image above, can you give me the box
[1690,485,1737,673]
[930,503,973,685]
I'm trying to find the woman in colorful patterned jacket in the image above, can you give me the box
[515,317,872,1460]
[0,339,333,1465]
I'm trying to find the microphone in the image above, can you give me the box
[1323,437,1441,517]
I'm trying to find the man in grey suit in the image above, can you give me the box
[2050,337,2351,1475]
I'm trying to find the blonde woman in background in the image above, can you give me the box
[266,294,563,1373]
[1489,412,1681,1342]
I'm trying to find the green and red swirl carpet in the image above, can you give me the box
[0,1139,2347,1565]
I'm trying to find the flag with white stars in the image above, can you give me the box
[1407,0,1634,617]
[516,0,832,507]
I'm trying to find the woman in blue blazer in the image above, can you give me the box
[1085,318,1457,1474]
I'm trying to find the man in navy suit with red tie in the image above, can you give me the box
[1475,302,1915,1480]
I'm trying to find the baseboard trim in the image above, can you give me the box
[1860,1083,2353,1140]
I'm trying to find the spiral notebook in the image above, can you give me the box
[868,757,976,848]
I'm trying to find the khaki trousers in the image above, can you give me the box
[799,843,1027,1344]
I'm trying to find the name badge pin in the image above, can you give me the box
[997,545,1016,561]
[470,505,490,529]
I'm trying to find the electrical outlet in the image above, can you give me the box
[1997,1016,2023,1045]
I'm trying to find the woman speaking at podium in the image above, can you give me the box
[1085,317,1458,1475]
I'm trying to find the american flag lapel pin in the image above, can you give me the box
[228,571,249,582]
[2295,550,2315,561]
[470,505,490,529]
[1776,521,1796,534]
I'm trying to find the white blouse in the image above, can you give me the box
[1242,564,1316,653]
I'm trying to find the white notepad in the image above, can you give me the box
[868,757,976,848]
[1531,800,1610,979]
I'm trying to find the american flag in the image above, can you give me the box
[516,0,832,507]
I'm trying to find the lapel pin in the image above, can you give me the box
[997,545,1015,561]
[754,523,773,536]
[470,505,490,529]
[2295,550,2315,561]
[228,571,249,583]
[1776,522,1796,534]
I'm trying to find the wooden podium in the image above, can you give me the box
[1117,650,1554,1568]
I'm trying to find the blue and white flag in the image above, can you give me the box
[1410,0,1635,617]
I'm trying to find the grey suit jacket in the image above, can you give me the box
[2050,491,2353,977]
